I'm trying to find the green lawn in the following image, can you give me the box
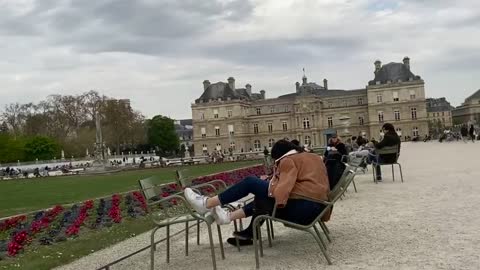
[0,161,260,218]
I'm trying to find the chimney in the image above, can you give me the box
[323,79,328,90]
[295,82,300,93]
[245,84,252,95]
[374,60,382,73]
[203,80,210,90]
[260,90,266,99]
[227,77,235,91]
[403,56,410,70]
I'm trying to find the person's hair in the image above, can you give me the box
[290,139,300,146]
[382,123,395,133]
[271,139,304,160]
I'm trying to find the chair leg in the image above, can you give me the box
[150,226,161,270]
[166,225,170,263]
[233,220,241,251]
[321,221,330,234]
[258,225,264,257]
[197,220,201,245]
[392,164,395,182]
[308,229,332,265]
[266,220,273,248]
[217,225,225,260]
[319,222,332,243]
[313,225,327,250]
[352,179,358,193]
[253,218,262,269]
[372,164,377,183]
[398,163,404,182]
[206,224,217,270]
[269,220,275,240]
[185,221,189,256]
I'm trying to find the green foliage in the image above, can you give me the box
[24,136,61,161]
[147,115,179,154]
[0,134,60,163]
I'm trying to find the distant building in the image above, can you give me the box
[452,89,480,126]
[175,119,193,149]
[426,97,454,128]
[191,57,429,156]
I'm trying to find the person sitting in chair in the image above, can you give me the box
[184,140,330,246]
[368,123,401,182]
[324,135,348,189]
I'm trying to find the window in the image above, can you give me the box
[410,90,416,100]
[200,112,205,120]
[216,143,222,151]
[304,136,311,146]
[213,109,219,119]
[303,117,310,129]
[359,116,364,126]
[296,117,300,127]
[378,111,384,123]
[230,141,236,150]
[253,124,259,134]
[284,106,289,112]
[313,133,317,146]
[396,128,402,136]
[442,112,445,116]
[227,110,233,118]
[270,106,275,113]
[377,94,383,103]
[282,121,288,131]
[254,140,261,151]
[268,122,273,133]
[215,126,220,136]
[393,91,399,102]
[412,127,419,137]
[228,124,234,135]
[394,110,401,121]
[201,127,206,138]
[411,107,417,120]
[256,108,261,115]
[327,117,333,128]
[357,97,363,105]
[343,101,348,107]
[268,139,275,148]
[202,144,208,151]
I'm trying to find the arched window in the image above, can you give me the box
[216,143,222,151]
[254,140,261,151]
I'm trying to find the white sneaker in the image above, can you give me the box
[212,206,231,225]
[184,188,209,215]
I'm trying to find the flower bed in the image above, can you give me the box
[0,165,265,258]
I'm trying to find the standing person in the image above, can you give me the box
[369,123,401,182]
[461,125,469,143]
[184,140,329,246]
[469,125,476,142]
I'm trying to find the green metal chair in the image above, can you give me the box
[138,177,225,270]
[251,168,357,269]
[371,145,403,183]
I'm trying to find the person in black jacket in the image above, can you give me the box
[324,134,348,189]
[369,123,401,181]
[469,125,476,143]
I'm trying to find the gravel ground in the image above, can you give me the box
[57,142,480,270]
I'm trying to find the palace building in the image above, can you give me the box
[191,57,428,156]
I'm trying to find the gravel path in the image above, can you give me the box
[57,142,480,270]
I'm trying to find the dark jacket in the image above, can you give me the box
[469,126,475,136]
[375,131,401,163]
[461,127,468,136]
[323,142,347,191]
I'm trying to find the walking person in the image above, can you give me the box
[184,139,329,246]
[461,125,469,143]
[469,125,476,143]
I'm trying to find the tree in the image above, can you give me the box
[24,136,60,161]
[0,122,8,133]
[147,115,179,155]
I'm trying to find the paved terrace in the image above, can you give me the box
[58,142,480,270]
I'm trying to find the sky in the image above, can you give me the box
[1,0,479,119]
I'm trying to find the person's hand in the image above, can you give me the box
[260,175,269,180]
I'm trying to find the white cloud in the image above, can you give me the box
[0,0,479,119]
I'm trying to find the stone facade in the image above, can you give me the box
[452,89,480,126]
[426,97,454,129]
[191,57,429,156]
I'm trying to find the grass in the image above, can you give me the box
[0,160,260,218]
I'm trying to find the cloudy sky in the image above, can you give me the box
[1,0,479,119]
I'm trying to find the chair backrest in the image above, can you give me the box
[264,156,274,175]
[347,155,366,168]
[328,168,356,202]
[376,145,399,155]
[138,176,159,201]
[176,169,193,188]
